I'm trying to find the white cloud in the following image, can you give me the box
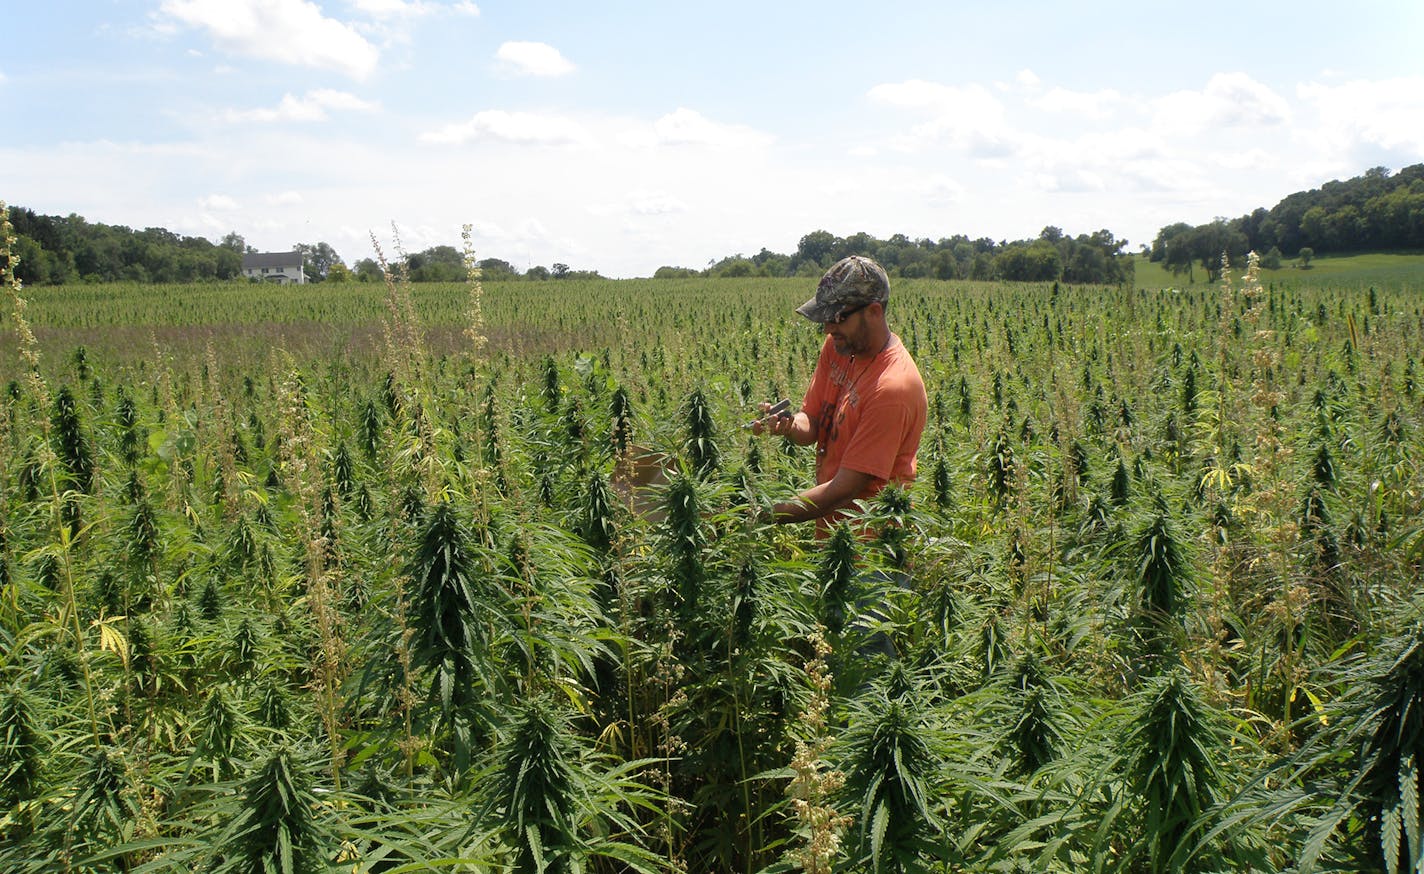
[1011,123,1210,197]
[1153,72,1290,134]
[1021,127,1163,168]
[494,41,574,77]
[590,190,688,218]
[266,191,304,205]
[160,0,380,79]
[627,192,687,216]
[1016,69,1041,89]
[1029,168,1109,193]
[223,89,378,123]
[623,108,773,149]
[869,80,1014,156]
[200,193,240,210]
[869,79,1003,117]
[1211,148,1278,171]
[348,0,427,15]
[347,0,477,19]
[1028,86,1123,120]
[420,110,593,146]
[925,175,964,207]
[1299,76,1424,156]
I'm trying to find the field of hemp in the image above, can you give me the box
[4,213,1424,872]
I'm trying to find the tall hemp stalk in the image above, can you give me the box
[1,201,103,744]
[1195,252,1259,705]
[372,226,442,497]
[787,630,850,874]
[1237,252,1308,730]
[273,362,347,788]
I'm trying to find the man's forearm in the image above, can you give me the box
[783,411,817,445]
[769,468,872,523]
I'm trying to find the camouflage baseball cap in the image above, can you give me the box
[795,255,890,323]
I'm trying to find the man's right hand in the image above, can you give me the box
[752,401,794,436]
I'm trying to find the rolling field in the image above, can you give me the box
[3,254,1424,872]
[1132,249,1424,290]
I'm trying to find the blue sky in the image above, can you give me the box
[4,1,1423,277]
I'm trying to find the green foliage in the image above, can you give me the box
[6,205,242,284]
[1136,499,1191,620]
[1124,669,1227,872]
[577,468,617,553]
[662,472,705,625]
[489,697,581,874]
[1004,652,1062,776]
[408,500,495,768]
[0,686,43,809]
[1148,163,1424,268]
[1358,633,1424,873]
[484,696,662,874]
[682,387,720,477]
[818,522,859,635]
[64,747,142,865]
[839,690,945,873]
[50,385,94,492]
[216,746,329,874]
[195,685,244,779]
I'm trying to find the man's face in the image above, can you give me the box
[824,303,875,356]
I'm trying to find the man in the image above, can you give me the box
[754,255,927,527]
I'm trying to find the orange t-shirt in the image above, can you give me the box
[801,333,927,509]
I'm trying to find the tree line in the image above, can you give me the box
[6,163,1422,286]
[680,226,1134,285]
[1150,163,1424,281]
[0,210,601,287]
[346,245,602,284]
[3,208,246,285]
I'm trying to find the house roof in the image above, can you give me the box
[242,251,303,270]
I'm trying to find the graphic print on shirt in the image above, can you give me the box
[813,356,862,471]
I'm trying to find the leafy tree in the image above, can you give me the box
[403,245,464,282]
[219,231,247,254]
[295,241,343,282]
[1188,220,1248,282]
[752,247,791,276]
[1152,162,1424,262]
[795,230,839,268]
[478,257,518,279]
[352,257,382,282]
[995,242,1061,281]
[710,256,755,277]
[654,266,698,278]
[4,206,241,284]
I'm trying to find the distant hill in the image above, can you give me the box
[1133,250,1424,290]
[1148,164,1424,281]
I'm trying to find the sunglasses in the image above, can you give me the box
[827,302,870,325]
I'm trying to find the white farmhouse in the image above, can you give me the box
[241,251,306,285]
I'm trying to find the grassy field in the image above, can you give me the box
[3,257,1424,872]
[1132,249,1424,290]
